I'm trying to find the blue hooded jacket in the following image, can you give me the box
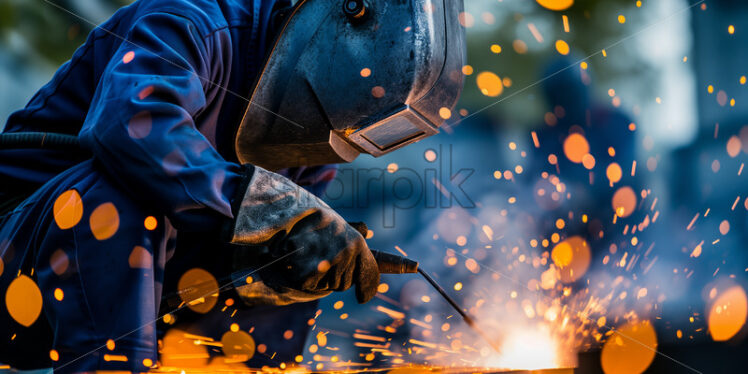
[0,0,337,370]
[1,0,335,230]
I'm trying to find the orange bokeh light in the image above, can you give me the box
[476,71,503,97]
[601,320,657,374]
[612,186,637,218]
[50,249,69,276]
[144,216,158,230]
[555,40,570,55]
[177,268,219,314]
[90,202,120,240]
[439,107,452,119]
[5,274,43,327]
[221,330,256,362]
[551,236,590,282]
[726,136,741,158]
[563,133,590,163]
[708,285,748,341]
[53,190,83,230]
[128,246,152,269]
[606,163,623,184]
[582,154,596,169]
[122,51,135,64]
[536,0,574,11]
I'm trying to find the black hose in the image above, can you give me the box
[0,132,85,151]
[0,133,90,215]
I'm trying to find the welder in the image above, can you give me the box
[0,0,464,371]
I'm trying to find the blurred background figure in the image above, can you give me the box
[529,56,642,253]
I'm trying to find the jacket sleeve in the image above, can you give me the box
[79,12,245,232]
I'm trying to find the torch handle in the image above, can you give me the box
[348,221,419,274]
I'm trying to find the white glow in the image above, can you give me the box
[484,327,560,370]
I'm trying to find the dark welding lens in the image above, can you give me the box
[343,0,368,21]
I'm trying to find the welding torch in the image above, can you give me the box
[0,134,500,352]
[161,220,501,353]
[350,222,502,354]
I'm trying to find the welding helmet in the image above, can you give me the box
[235,0,466,170]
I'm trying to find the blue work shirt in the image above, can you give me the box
[0,1,337,370]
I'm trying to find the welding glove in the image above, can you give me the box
[224,166,380,305]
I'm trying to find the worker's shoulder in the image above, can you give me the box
[132,0,233,39]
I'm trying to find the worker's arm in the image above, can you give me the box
[79,12,379,303]
[79,12,242,232]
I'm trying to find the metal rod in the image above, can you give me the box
[417,267,502,355]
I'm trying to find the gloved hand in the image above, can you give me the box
[224,166,380,305]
